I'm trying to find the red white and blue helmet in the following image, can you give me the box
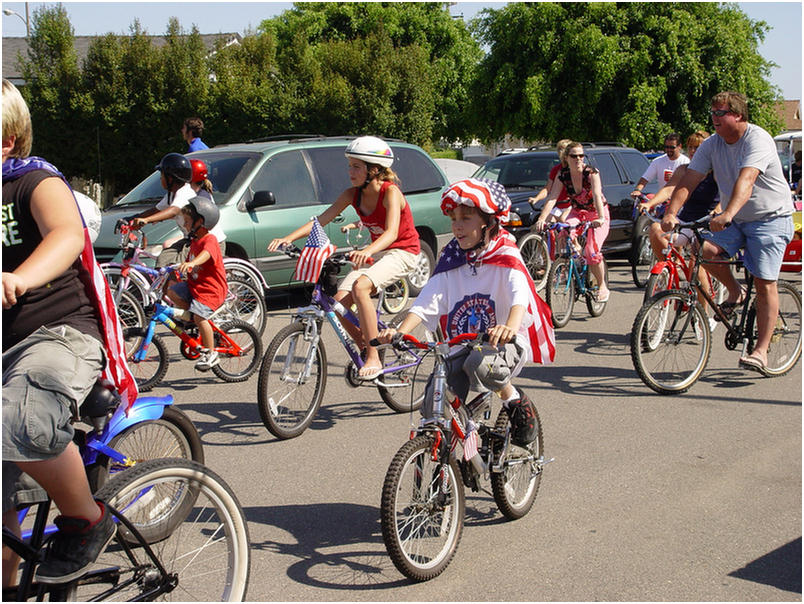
[440,178,511,222]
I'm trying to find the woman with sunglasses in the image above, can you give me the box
[536,142,610,302]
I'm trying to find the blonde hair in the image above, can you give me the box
[556,139,572,166]
[711,91,749,121]
[686,130,710,148]
[370,164,401,186]
[2,79,33,159]
[561,141,584,163]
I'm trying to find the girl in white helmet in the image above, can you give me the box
[268,136,421,379]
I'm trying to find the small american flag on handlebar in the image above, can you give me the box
[294,217,336,283]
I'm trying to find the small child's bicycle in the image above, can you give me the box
[544,221,608,327]
[378,332,550,582]
[124,286,263,390]
[256,243,436,440]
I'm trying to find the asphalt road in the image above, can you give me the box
[145,259,801,601]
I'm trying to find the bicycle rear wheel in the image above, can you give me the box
[585,259,608,317]
[376,316,438,413]
[87,406,204,493]
[380,434,464,582]
[211,320,263,382]
[630,290,711,394]
[546,257,575,328]
[221,277,267,335]
[117,290,146,353]
[71,458,250,602]
[760,281,802,375]
[257,321,327,439]
[490,407,543,520]
[518,232,550,292]
[381,278,410,315]
[123,328,169,391]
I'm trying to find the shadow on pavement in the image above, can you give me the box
[729,537,802,594]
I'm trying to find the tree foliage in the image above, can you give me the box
[469,2,782,148]
[13,2,784,198]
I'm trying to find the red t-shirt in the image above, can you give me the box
[351,181,420,255]
[548,164,570,208]
[187,233,228,311]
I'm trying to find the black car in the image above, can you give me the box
[472,144,660,255]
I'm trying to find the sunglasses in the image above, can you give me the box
[568,153,585,159]
[710,109,731,117]
[664,145,677,150]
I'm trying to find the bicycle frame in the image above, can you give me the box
[132,302,246,362]
[554,222,593,296]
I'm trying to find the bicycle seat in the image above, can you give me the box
[79,382,120,419]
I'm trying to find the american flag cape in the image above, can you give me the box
[294,217,336,283]
[2,157,139,409]
[433,230,556,365]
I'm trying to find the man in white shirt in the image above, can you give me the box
[631,133,690,198]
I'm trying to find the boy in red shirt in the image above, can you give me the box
[166,196,227,371]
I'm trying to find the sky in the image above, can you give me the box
[1,1,801,99]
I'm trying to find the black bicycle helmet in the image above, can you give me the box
[155,152,192,184]
[186,195,220,230]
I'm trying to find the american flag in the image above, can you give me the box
[294,217,336,283]
[434,230,556,365]
[441,178,511,222]
[464,424,479,460]
[2,157,139,409]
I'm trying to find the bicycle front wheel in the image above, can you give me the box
[257,321,327,439]
[490,407,544,520]
[630,290,711,394]
[380,434,464,582]
[643,264,673,304]
[221,277,267,335]
[518,232,550,292]
[630,233,654,287]
[123,328,169,391]
[585,259,608,317]
[72,458,250,602]
[376,315,438,413]
[117,289,146,353]
[87,406,204,493]
[211,320,263,382]
[760,281,802,376]
[546,257,575,328]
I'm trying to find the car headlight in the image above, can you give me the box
[504,211,523,227]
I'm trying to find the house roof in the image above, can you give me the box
[773,99,802,132]
[3,32,241,84]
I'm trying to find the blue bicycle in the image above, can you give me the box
[544,221,609,328]
[257,244,437,439]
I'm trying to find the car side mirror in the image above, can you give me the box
[246,190,276,211]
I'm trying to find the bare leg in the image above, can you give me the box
[590,261,609,299]
[747,278,778,363]
[702,241,742,303]
[196,316,214,350]
[3,510,21,587]
[333,290,364,347]
[352,276,382,376]
[648,222,668,261]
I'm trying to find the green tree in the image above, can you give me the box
[260,2,480,142]
[469,2,782,148]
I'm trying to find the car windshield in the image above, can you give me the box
[113,152,259,206]
[473,154,559,190]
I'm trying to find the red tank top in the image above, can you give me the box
[351,181,420,255]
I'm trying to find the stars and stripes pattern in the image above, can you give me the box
[463,423,479,460]
[434,230,556,365]
[294,217,336,283]
[440,178,511,222]
[2,157,139,409]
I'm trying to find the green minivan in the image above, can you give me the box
[93,136,453,294]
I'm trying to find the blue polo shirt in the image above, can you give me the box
[188,138,208,152]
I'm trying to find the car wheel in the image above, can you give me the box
[407,240,435,296]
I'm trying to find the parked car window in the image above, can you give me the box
[617,151,650,184]
[589,153,623,185]
[306,147,352,202]
[392,147,446,194]
[474,155,558,189]
[250,150,317,206]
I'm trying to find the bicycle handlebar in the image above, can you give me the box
[370,332,490,350]
[277,242,375,267]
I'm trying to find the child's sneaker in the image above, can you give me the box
[504,391,538,447]
[35,501,116,584]
[195,349,219,372]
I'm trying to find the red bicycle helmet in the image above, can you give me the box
[190,159,208,183]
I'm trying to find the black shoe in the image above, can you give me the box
[35,501,116,584]
[505,392,538,447]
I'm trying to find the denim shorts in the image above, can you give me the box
[169,281,216,319]
[3,325,103,511]
[704,215,794,280]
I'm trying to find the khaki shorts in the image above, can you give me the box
[338,248,419,293]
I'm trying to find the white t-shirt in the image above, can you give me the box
[641,153,690,185]
[688,123,792,223]
[409,260,534,365]
[155,183,226,242]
